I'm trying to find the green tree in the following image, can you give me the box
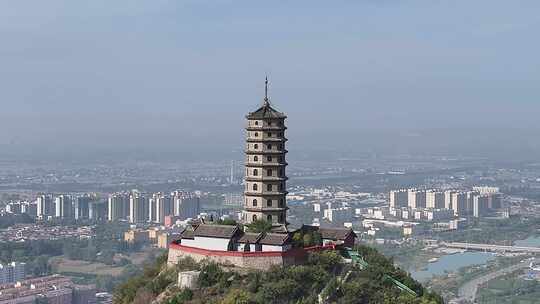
[217,219,238,226]
[302,234,313,247]
[198,263,225,287]
[247,220,272,233]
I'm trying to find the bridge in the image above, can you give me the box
[442,242,540,253]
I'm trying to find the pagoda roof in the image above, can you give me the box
[246,102,286,119]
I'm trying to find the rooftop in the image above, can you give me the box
[193,224,240,239]
[260,233,291,246]
[246,102,286,120]
[238,232,263,244]
[318,227,356,241]
[246,77,286,120]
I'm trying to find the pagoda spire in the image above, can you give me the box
[264,76,269,106]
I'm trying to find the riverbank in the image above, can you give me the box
[456,261,529,302]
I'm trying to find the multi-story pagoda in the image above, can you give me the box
[242,78,288,227]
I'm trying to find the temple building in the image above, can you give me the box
[242,78,288,227]
[167,78,356,270]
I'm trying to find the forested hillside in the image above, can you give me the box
[114,245,443,304]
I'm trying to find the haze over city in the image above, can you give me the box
[1,0,539,161]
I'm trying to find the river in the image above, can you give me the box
[411,235,540,282]
[515,235,540,247]
[411,251,494,282]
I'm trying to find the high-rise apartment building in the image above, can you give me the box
[0,262,26,284]
[129,192,149,223]
[151,193,173,224]
[451,192,468,216]
[473,186,500,195]
[426,190,445,209]
[172,191,200,220]
[488,193,502,209]
[389,189,408,208]
[55,195,73,219]
[473,195,489,217]
[89,201,107,221]
[108,192,130,221]
[444,190,455,209]
[74,195,90,220]
[407,189,426,209]
[466,191,480,213]
[36,194,54,218]
[242,78,288,226]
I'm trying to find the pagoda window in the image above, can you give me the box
[253,184,258,191]
[253,169,258,176]
[267,184,272,191]
[252,199,258,207]
[267,169,272,176]
[253,156,258,162]
[253,215,257,221]
[254,132,259,137]
[267,215,272,222]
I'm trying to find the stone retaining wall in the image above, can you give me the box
[167,243,307,270]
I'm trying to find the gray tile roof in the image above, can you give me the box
[238,232,263,244]
[318,227,356,241]
[260,233,291,246]
[193,224,239,239]
[180,228,194,239]
[246,103,286,119]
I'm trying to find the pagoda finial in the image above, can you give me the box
[264,76,269,105]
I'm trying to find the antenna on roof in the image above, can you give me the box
[264,76,269,106]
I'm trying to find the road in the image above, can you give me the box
[457,261,529,303]
[443,242,540,254]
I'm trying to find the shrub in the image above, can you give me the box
[221,289,251,304]
[198,263,225,287]
[167,289,193,304]
[247,219,272,233]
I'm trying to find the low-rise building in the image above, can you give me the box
[424,209,454,221]
[124,229,150,244]
[0,275,95,304]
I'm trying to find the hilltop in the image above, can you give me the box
[113,245,443,304]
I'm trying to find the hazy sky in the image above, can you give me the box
[1,1,539,159]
